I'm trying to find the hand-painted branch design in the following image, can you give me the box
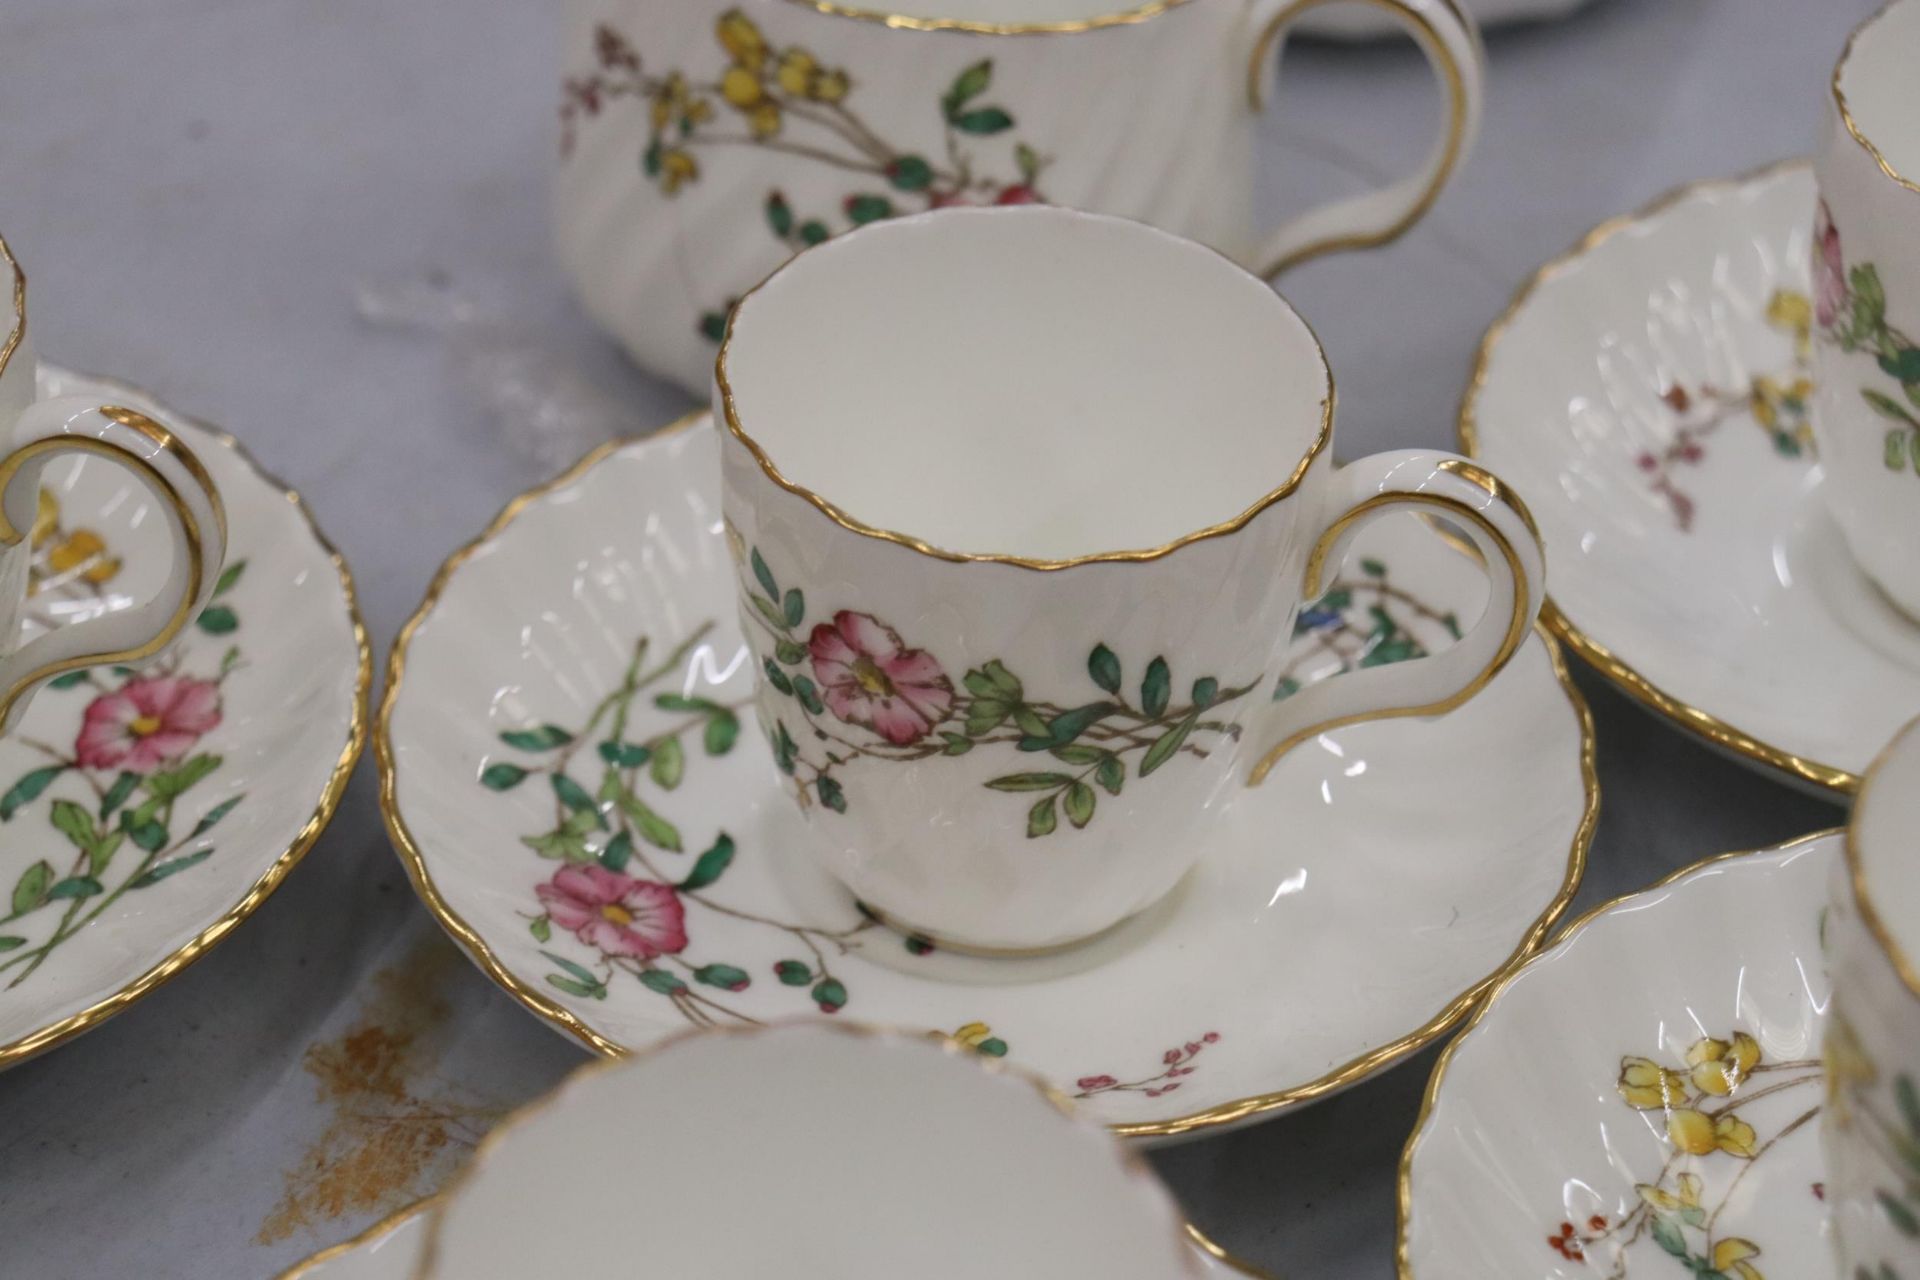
[1635,289,1815,532]
[560,11,1051,341]
[1544,1028,1818,1279]
[1814,200,1920,483]
[942,1023,1222,1100]
[734,542,1257,840]
[0,551,249,989]
[481,623,885,1026]
[487,639,1224,1065]
[1074,1032,1221,1101]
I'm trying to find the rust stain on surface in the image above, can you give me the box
[256,936,507,1245]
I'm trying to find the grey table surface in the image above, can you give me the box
[0,0,1867,1275]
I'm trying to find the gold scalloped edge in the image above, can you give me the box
[0,234,23,389]
[1112,626,1596,1138]
[1393,828,1843,1279]
[774,0,1196,35]
[377,417,704,1060]
[714,208,1336,572]
[1845,715,1920,999]
[1834,0,1920,197]
[1457,157,1859,795]
[1186,1224,1281,1277]
[273,1197,439,1280]
[406,1021,1199,1279]
[378,414,1595,1143]
[0,368,372,1068]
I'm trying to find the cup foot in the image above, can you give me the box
[854,899,1139,960]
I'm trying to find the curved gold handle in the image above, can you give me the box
[1243,0,1484,277]
[0,401,226,733]
[1246,453,1541,786]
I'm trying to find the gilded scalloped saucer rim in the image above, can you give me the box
[376,414,1595,1145]
[0,365,371,1069]
[1460,159,1868,795]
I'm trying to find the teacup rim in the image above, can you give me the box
[1846,711,1920,1000]
[409,1018,1198,1280]
[1833,0,1920,196]
[774,0,1198,36]
[713,204,1335,573]
[0,234,23,390]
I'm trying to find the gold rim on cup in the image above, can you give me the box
[1844,713,1920,998]
[712,207,1336,574]
[777,0,1196,36]
[1833,0,1920,198]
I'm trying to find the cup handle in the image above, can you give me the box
[1241,0,1485,277]
[1244,450,1543,786]
[0,397,226,733]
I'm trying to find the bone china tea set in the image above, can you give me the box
[9,0,1920,1276]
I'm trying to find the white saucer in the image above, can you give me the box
[378,413,1595,1141]
[0,367,369,1066]
[276,1200,1269,1278]
[1399,832,1836,1278]
[1464,161,1920,793]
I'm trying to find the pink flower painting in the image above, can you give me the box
[74,675,222,772]
[537,865,689,959]
[1815,200,1847,329]
[808,610,953,745]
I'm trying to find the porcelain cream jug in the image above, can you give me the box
[556,0,1485,393]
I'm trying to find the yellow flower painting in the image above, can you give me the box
[559,12,1051,342]
[30,488,122,594]
[1547,1027,1820,1278]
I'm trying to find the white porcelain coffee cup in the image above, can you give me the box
[1825,711,1920,1280]
[714,205,1544,953]
[1812,0,1920,620]
[556,0,1485,394]
[415,1022,1205,1279]
[0,237,225,734]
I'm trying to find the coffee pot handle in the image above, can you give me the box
[1241,0,1485,277]
[1244,450,1543,786]
[0,398,225,734]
